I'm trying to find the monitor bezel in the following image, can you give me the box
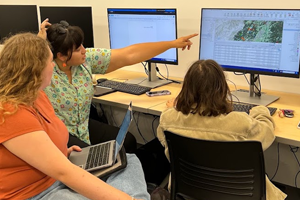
[199,8,300,78]
[107,8,179,65]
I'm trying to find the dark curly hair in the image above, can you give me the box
[46,21,84,61]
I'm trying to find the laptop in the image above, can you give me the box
[69,101,133,172]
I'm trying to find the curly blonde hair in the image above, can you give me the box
[0,33,50,123]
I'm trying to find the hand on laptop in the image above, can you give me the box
[67,145,82,158]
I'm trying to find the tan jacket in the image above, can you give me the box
[157,105,286,200]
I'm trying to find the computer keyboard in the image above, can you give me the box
[233,102,277,116]
[97,80,151,95]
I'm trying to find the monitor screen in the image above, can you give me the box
[199,8,300,78]
[40,6,94,47]
[0,5,38,41]
[107,8,178,65]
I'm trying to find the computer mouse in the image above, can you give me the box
[97,78,107,84]
[284,110,294,118]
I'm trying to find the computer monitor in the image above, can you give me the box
[199,8,300,106]
[107,8,178,88]
[0,5,38,41]
[40,6,94,48]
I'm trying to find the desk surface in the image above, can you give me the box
[93,69,300,147]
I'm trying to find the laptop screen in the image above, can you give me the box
[115,102,133,158]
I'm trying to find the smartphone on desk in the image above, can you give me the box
[146,90,171,97]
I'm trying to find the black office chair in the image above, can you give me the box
[164,130,266,200]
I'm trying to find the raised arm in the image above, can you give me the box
[3,131,135,200]
[107,33,198,73]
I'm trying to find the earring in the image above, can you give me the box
[62,63,67,67]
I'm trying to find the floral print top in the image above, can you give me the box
[44,48,111,144]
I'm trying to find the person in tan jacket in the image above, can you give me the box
[157,59,287,200]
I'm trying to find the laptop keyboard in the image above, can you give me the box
[85,143,110,170]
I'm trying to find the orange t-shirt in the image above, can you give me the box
[0,91,69,200]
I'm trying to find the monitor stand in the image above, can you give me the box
[126,62,171,88]
[231,74,279,106]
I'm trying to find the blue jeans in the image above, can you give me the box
[28,154,150,200]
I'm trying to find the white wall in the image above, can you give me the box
[1,0,300,94]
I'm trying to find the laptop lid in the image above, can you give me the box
[114,101,133,159]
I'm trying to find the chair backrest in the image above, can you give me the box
[164,130,266,200]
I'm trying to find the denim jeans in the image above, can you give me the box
[28,154,150,200]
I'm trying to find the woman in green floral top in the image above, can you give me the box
[39,19,197,150]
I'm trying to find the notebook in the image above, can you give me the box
[69,102,133,173]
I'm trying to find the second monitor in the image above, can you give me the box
[107,8,178,88]
[40,6,94,48]
[199,8,300,105]
[0,5,38,41]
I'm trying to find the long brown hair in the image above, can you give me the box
[175,59,232,116]
[0,33,50,122]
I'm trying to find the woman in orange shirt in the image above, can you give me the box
[0,33,148,200]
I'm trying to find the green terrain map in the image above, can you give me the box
[233,20,283,43]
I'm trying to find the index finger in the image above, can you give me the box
[42,18,49,22]
[183,33,198,40]
[41,18,51,27]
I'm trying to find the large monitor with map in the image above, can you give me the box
[199,8,300,105]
